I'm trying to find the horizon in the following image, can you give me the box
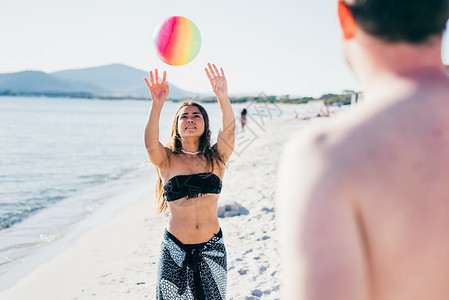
[1,0,448,97]
[1,63,357,98]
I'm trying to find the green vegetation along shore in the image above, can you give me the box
[0,90,358,105]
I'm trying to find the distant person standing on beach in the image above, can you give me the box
[316,102,330,117]
[240,108,247,129]
[144,63,235,299]
[278,0,449,299]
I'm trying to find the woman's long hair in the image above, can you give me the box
[155,101,226,214]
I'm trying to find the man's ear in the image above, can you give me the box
[338,1,357,39]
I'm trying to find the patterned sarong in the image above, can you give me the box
[156,229,227,300]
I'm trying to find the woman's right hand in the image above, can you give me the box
[144,69,169,106]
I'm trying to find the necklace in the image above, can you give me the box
[181,149,201,155]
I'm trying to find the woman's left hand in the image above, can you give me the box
[205,63,228,100]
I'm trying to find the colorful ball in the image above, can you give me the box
[153,16,202,66]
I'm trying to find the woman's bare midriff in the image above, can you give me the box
[166,193,220,244]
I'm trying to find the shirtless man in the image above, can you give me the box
[278,1,449,299]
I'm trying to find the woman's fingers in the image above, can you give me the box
[205,68,214,85]
[207,63,217,77]
[150,71,155,86]
[144,78,151,88]
[148,69,168,87]
[207,63,225,79]
[212,64,220,77]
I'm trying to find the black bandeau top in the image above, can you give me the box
[162,172,222,202]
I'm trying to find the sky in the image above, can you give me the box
[1,0,448,97]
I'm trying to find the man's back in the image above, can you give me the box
[332,73,449,299]
[278,70,449,300]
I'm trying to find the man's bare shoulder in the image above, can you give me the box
[284,78,449,193]
[283,107,373,177]
[279,113,361,217]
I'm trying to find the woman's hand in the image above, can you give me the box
[205,63,228,100]
[144,69,169,106]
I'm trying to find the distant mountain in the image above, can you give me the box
[0,71,81,93]
[0,64,199,99]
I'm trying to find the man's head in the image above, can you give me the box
[338,0,449,84]
[339,0,449,43]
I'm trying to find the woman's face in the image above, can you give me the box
[177,105,205,139]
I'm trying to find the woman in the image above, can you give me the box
[144,63,235,299]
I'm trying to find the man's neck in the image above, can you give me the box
[350,32,445,96]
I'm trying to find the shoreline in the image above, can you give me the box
[0,113,340,299]
[0,167,155,292]
[0,94,353,107]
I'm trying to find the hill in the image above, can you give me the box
[0,64,198,99]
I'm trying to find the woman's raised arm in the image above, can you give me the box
[144,69,170,168]
[205,63,235,162]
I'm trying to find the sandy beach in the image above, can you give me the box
[0,107,339,300]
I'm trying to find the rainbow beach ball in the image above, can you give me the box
[153,16,202,66]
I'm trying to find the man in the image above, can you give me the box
[278,1,449,299]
